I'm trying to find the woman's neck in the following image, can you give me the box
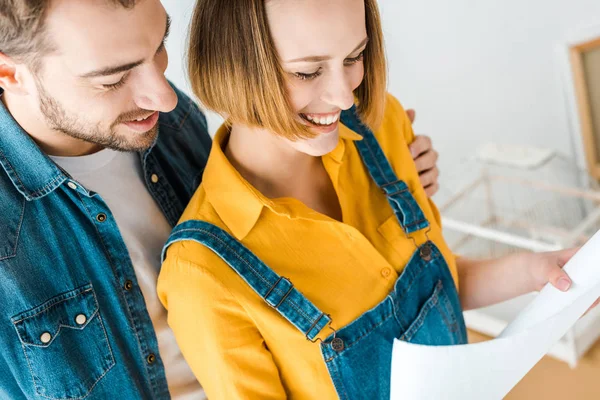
[224,123,321,199]
[225,123,343,221]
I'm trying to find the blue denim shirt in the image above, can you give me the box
[0,84,211,400]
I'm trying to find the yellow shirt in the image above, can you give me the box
[157,94,457,400]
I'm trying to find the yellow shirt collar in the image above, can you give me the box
[203,123,362,240]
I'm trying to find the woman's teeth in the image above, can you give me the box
[302,113,340,126]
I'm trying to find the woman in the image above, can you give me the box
[157,0,577,398]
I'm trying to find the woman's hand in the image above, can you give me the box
[527,247,600,315]
[526,248,578,292]
[457,247,600,312]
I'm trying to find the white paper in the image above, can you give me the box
[390,229,600,400]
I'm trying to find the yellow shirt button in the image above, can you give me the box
[381,268,392,278]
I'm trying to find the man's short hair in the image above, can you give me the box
[0,0,138,68]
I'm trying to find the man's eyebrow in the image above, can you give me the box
[79,60,144,78]
[285,37,369,63]
[79,14,172,78]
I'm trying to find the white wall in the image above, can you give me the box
[163,0,600,173]
[379,0,600,173]
[162,0,224,134]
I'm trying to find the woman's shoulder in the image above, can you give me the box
[373,92,415,147]
[164,185,236,273]
[363,92,417,172]
[159,198,253,309]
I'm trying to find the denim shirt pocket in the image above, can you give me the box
[11,283,115,400]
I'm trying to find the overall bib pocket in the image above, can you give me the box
[400,279,461,345]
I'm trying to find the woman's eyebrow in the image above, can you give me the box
[285,37,369,63]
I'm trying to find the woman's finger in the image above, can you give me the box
[419,167,439,188]
[545,263,572,292]
[424,182,439,197]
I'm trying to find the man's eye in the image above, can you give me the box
[293,68,323,81]
[153,38,167,58]
[102,75,128,90]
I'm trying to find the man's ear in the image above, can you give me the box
[0,52,30,95]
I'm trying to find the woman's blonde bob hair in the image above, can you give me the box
[188,0,387,140]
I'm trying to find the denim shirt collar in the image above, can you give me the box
[0,90,162,202]
[0,93,67,201]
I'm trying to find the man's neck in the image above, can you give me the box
[2,91,102,157]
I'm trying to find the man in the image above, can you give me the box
[0,0,440,398]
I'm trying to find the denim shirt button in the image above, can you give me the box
[40,332,52,344]
[124,280,133,291]
[96,213,107,223]
[147,353,156,364]
[67,182,77,190]
[75,314,87,325]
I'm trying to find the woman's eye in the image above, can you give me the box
[290,52,363,81]
[293,68,323,81]
[344,51,365,66]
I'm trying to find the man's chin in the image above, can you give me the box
[105,125,158,152]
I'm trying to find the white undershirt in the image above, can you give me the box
[51,149,205,400]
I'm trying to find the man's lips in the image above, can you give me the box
[121,111,159,132]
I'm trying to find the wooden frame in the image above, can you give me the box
[570,37,600,180]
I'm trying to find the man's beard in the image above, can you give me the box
[37,81,158,152]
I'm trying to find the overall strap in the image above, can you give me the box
[340,105,429,234]
[161,220,332,341]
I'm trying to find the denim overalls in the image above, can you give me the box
[162,106,468,399]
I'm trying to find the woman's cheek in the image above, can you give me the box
[287,79,320,112]
[350,63,365,91]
